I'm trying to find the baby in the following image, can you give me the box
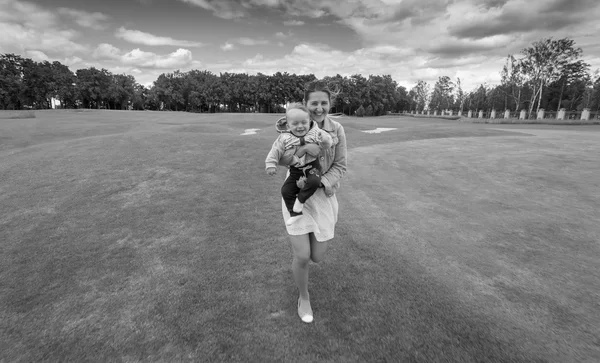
[265,103,332,225]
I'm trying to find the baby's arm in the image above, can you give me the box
[265,136,286,173]
[279,147,300,166]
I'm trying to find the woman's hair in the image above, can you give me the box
[286,102,310,115]
[303,80,341,105]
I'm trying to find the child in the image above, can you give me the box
[265,103,332,225]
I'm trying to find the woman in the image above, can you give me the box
[280,81,347,323]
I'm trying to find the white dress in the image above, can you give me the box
[281,170,339,242]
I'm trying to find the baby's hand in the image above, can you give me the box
[266,167,277,176]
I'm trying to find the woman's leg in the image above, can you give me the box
[310,233,329,263]
[289,233,311,300]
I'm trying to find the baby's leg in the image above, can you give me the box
[281,173,301,214]
[297,168,321,204]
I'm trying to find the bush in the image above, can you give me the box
[0,110,36,119]
[365,104,374,116]
[356,105,365,117]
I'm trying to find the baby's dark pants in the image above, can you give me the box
[281,159,321,216]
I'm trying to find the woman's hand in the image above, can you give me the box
[295,143,320,157]
[266,167,277,176]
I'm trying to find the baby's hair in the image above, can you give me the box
[303,80,341,105]
[286,102,310,116]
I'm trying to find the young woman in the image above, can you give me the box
[273,80,347,323]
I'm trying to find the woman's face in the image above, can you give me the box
[306,91,330,123]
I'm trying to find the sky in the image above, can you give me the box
[1,0,600,91]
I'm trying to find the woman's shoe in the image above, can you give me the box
[297,297,313,323]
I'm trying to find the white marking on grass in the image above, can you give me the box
[362,128,398,134]
[241,128,260,135]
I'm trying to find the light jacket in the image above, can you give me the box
[265,116,347,197]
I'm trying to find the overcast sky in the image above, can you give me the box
[1,0,599,91]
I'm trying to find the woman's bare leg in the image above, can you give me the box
[310,233,329,263]
[289,233,311,300]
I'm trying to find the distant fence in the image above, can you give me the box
[402,108,599,123]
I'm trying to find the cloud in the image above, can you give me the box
[236,37,269,46]
[121,48,194,68]
[57,8,110,30]
[26,50,49,62]
[123,48,194,69]
[446,0,600,41]
[283,20,305,26]
[91,43,195,69]
[212,41,511,93]
[221,42,235,51]
[115,27,205,47]
[61,56,83,67]
[1,0,57,28]
[178,0,246,19]
[0,0,89,56]
[221,37,269,48]
[0,22,88,56]
[426,35,515,56]
[93,43,122,60]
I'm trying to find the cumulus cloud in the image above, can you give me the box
[115,27,204,47]
[57,8,110,30]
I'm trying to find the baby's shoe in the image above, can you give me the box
[293,198,304,213]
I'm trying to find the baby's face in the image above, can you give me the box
[287,109,310,137]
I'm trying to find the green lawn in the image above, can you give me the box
[1,110,599,362]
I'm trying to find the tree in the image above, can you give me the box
[454,77,466,112]
[500,55,525,111]
[0,53,25,109]
[429,76,454,111]
[355,105,365,117]
[410,80,430,112]
[52,61,77,108]
[520,37,586,115]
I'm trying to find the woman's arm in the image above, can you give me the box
[320,124,347,191]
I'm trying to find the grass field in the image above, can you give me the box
[1,110,599,362]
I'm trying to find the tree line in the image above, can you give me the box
[0,54,408,114]
[1,37,599,115]
[410,38,600,115]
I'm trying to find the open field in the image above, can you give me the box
[1,110,599,362]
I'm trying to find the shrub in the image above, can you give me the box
[0,110,36,119]
[356,105,365,117]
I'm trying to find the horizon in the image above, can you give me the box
[1,0,600,91]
